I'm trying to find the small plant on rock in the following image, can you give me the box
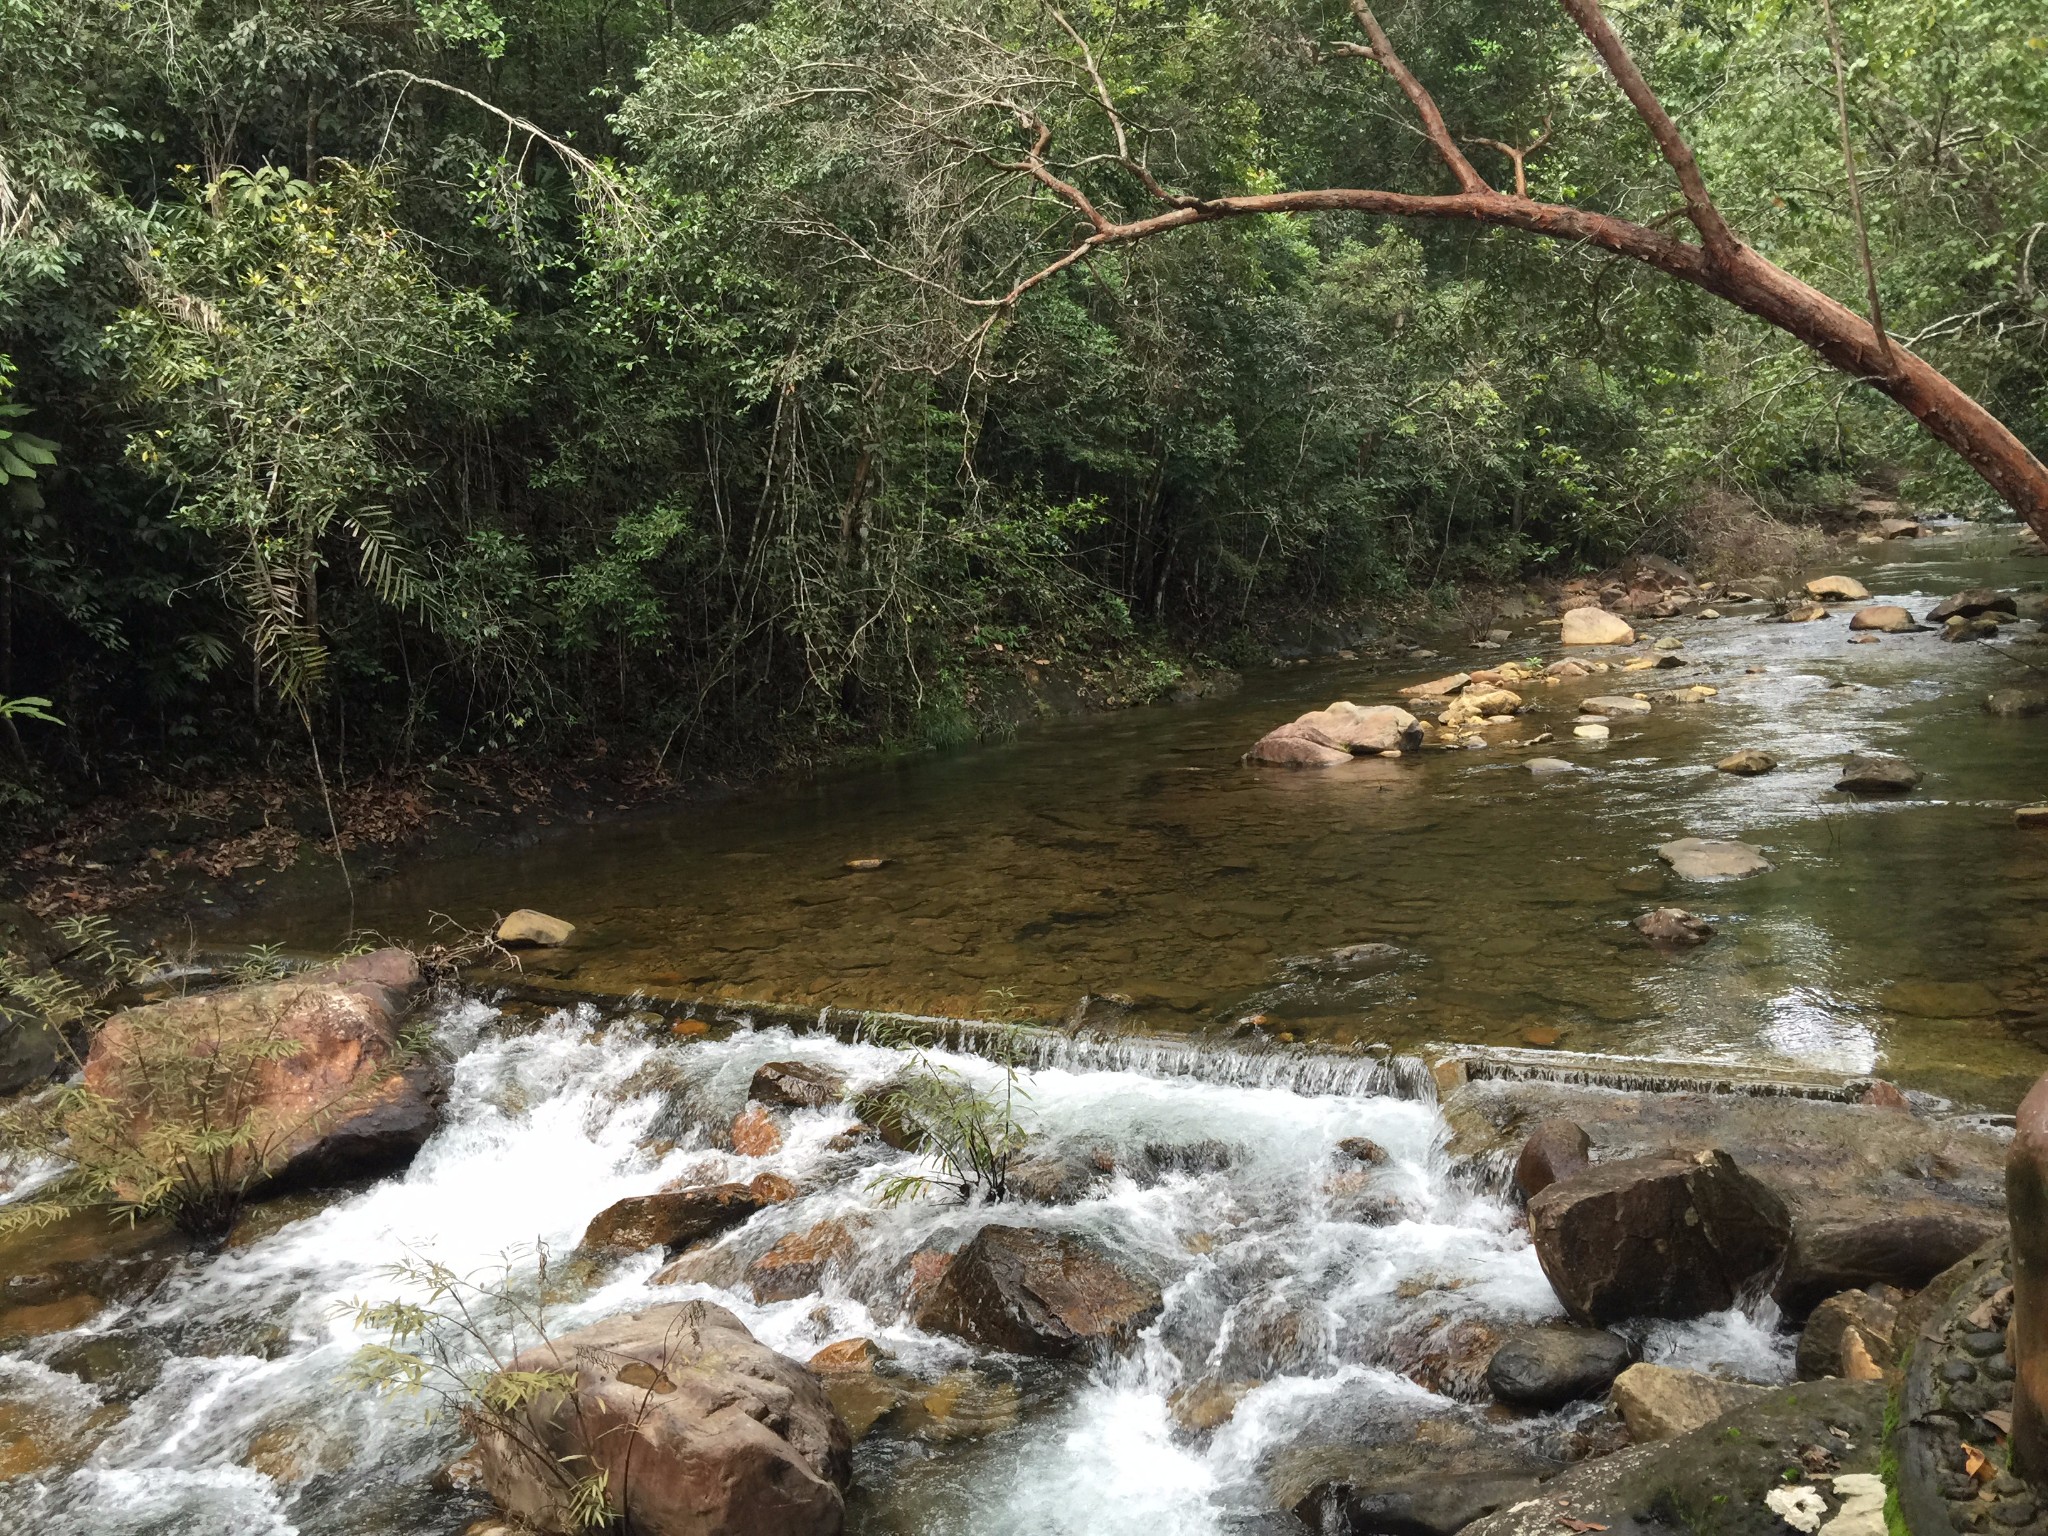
[859,1019,1031,1205]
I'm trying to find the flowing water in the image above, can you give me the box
[6,522,2047,1532]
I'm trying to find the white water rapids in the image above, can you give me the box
[0,1000,1791,1534]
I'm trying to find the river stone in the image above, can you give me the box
[748,1219,858,1303]
[1928,588,2018,623]
[1850,604,1913,632]
[1776,1208,2004,1317]
[1289,1456,1546,1536]
[1781,601,1829,622]
[747,1060,846,1110]
[1633,907,1713,947]
[1514,1118,1592,1202]
[1524,757,1578,775]
[1879,517,1922,538]
[1291,702,1423,754]
[1244,720,1354,767]
[1715,749,1777,776]
[1398,672,1471,700]
[494,909,575,947]
[1944,613,2005,642]
[1986,689,2048,719]
[913,1225,1161,1358]
[1835,753,1921,793]
[1560,608,1635,646]
[1528,1149,1792,1325]
[1656,837,1773,880]
[580,1184,764,1258]
[1284,941,1405,976]
[1572,722,1610,740]
[1796,1289,1899,1380]
[1611,1363,1768,1442]
[1485,1325,1634,1408]
[472,1299,851,1536]
[1003,1148,1103,1205]
[1581,695,1651,715]
[1805,575,1870,601]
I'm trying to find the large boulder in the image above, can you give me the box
[1804,575,1869,601]
[1610,1363,1767,1442]
[1774,1208,2002,1316]
[1835,754,1920,793]
[748,1061,846,1110]
[1849,604,1913,633]
[913,1225,1161,1358]
[1559,608,1635,647]
[1796,1289,1898,1380]
[472,1299,851,1536]
[580,1185,764,1259]
[1986,689,2048,719]
[1244,721,1355,767]
[1655,838,1773,881]
[1291,702,1423,753]
[1928,588,2017,623]
[495,910,575,947]
[1513,1118,1590,1201]
[78,951,437,1203]
[1527,1149,1791,1325]
[1485,1325,1633,1409]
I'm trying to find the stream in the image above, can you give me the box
[3,523,2046,1533]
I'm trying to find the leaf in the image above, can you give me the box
[1985,1410,2014,1436]
[1559,1521,1608,1532]
[1964,1443,1992,1480]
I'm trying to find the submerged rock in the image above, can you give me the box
[1985,688,2048,719]
[748,1060,846,1110]
[1524,756,1578,775]
[1560,608,1636,646]
[1633,907,1714,947]
[1292,702,1424,754]
[1927,588,2017,623]
[1486,1325,1634,1409]
[748,1219,858,1303]
[1528,1149,1791,1325]
[472,1299,851,1536]
[1714,749,1777,776]
[1656,837,1773,880]
[913,1225,1161,1358]
[1610,1362,1766,1442]
[1835,753,1921,793]
[1581,695,1651,716]
[1283,941,1405,976]
[494,910,575,947]
[580,1184,763,1259]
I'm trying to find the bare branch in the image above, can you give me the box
[1346,3,1491,195]
[1819,0,1891,363]
[1465,117,1554,199]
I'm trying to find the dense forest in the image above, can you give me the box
[1,0,2043,801]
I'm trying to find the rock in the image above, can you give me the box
[79,959,436,1210]
[1525,757,1578,775]
[472,1299,851,1536]
[1776,1209,2004,1317]
[913,1225,1161,1358]
[1611,1363,1767,1442]
[1513,1118,1591,1201]
[580,1185,764,1258]
[1560,608,1636,647]
[1003,1149,1102,1205]
[1928,588,2018,623]
[1835,754,1921,793]
[804,1339,905,1440]
[1879,517,1922,538]
[1573,723,1610,741]
[730,1105,783,1156]
[1440,689,1522,727]
[2019,806,2048,830]
[1781,601,1829,622]
[1986,689,2048,719]
[1528,1149,1792,1325]
[1290,1461,1545,1536]
[1339,1137,1391,1165]
[748,1219,858,1303]
[1850,604,1913,632]
[2006,1081,2048,1481]
[1486,1325,1634,1409]
[1944,613,2006,642]
[1633,907,1714,947]
[1797,1289,1899,1380]
[1245,720,1355,767]
[1805,575,1870,600]
[747,1061,846,1110]
[849,1081,925,1150]
[1398,673,1471,700]
[1544,660,1590,679]
[1291,702,1424,754]
[748,1172,798,1204]
[1582,695,1651,715]
[843,857,887,871]
[1284,941,1406,976]
[1656,837,1773,880]
[494,910,575,947]
[1715,749,1778,776]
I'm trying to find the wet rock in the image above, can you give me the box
[747,1060,846,1110]
[2017,805,2048,830]
[748,1219,858,1303]
[1285,941,1406,976]
[1572,722,1609,741]
[1797,1289,1899,1380]
[1715,749,1778,775]
[1928,588,2018,623]
[730,1104,783,1156]
[1611,1363,1767,1442]
[1169,1377,1259,1432]
[494,909,574,947]
[1525,757,1578,775]
[1245,720,1356,767]
[1879,517,1923,538]
[1136,1140,1236,1181]
[1781,601,1829,622]
[1485,1325,1634,1408]
[1985,689,2048,719]
[1633,908,1714,947]
[1581,695,1651,716]
[893,1369,1022,1442]
[1280,1432,1549,1536]
[1339,1137,1390,1165]
[913,1225,1161,1358]
[1560,608,1635,647]
[804,1341,906,1440]
[1528,1149,1792,1325]
[849,1080,925,1151]
[1774,1208,2003,1316]
[1944,614,2006,642]
[1806,575,1870,601]
[579,1184,764,1258]
[1440,689,1522,728]
[1004,1149,1103,1205]
[2003,1074,2048,1478]
[1398,673,1471,700]
[1292,702,1424,754]
[1514,1118,1591,1201]
[1656,837,1773,880]
[1544,660,1590,679]
[1836,753,1921,793]
[1850,604,1913,632]
[473,1299,851,1536]
[748,1172,798,1204]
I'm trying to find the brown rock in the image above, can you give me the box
[1244,720,1354,767]
[1514,1118,1591,1202]
[579,1185,763,1258]
[1611,1363,1766,1442]
[472,1300,850,1536]
[731,1105,783,1156]
[1805,575,1870,600]
[807,1338,884,1374]
[1796,1289,1898,1380]
[748,1220,858,1303]
[1715,749,1778,776]
[494,910,575,947]
[1560,608,1636,646]
[1849,604,1913,632]
[1291,701,1423,753]
[1528,1149,1791,1325]
[1928,587,2018,623]
[1836,753,1921,793]
[748,1172,798,1204]
[1858,1081,1911,1112]
[748,1061,846,1110]
[1338,1137,1390,1165]
[1398,673,1472,700]
[913,1225,1162,1358]
[1633,908,1714,947]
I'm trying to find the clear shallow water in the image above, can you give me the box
[223,524,2048,1108]
[0,1006,1786,1534]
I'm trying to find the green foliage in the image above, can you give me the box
[860,1019,1031,1204]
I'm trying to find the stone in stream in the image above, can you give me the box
[1528,1149,1791,1325]
[1610,1363,1767,1442]
[2003,1077,2048,1482]
[1524,757,1579,775]
[1571,722,1610,740]
[494,909,575,946]
[748,1060,847,1110]
[1397,671,1471,700]
[1243,720,1353,767]
[579,1184,764,1258]
[1986,688,2048,718]
[1581,695,1651,715]
[1283,941,1405,976]
[1715,748,1777,776]
[1543,659,1590,679]
[1632,907,1714,947]
[1805,575,1871,601]
[1928,587,2018,623]
[1835,753,1921,793]
[913,1225,1161,1358]
[471,1299,852,1536]
[1656,837,1773,880]
[1850,603,1913,632]
[2019,806,2048,830]
[1003,1148,1105,1205]
[1281,1435,1549,1536]
[1559,607,1635,646]
[1796,1288,1899,1380]
[1290,701,1424,753]
[1943,613,2007,642]
[1879,517,1923,538]
[1513,1117,1591,1201]
[1485,1324,1634,1408]
[1780,601,1829,622]
[748,1219,859,1303]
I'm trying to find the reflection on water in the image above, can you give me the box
[224,526,2048,1107]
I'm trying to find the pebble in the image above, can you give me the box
[1989,1500,2035,1527]
[1985,1353,2014,1382]
[1940,1357,1979,1384]
[1964,1331,2007,1357]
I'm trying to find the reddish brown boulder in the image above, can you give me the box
[1633,908,1715,947]
[1244,721,1354,767]
[580,1185,763,1258]
[748,1061,846,1110]
[473,1299,850,1536]
[913,1225,1161,1358]
[748,1220,858,1303]
[1528,1149,1791,1325]
[730,1105,783,1156]
[1513,1118,1591,1202]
